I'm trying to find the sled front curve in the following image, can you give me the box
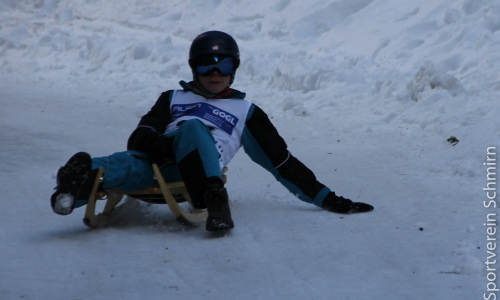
[83,167,109,228]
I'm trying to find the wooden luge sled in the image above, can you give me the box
[83,164,226,228]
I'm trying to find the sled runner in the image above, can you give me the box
[83,164,227,228]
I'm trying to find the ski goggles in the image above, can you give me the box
[193,55,235,76]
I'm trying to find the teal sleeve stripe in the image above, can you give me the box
[312,187,331,207]
[242,104,277,174]
[241,126,278,176]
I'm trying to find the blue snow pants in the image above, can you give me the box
[89,119,223,208]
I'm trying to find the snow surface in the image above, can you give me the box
[1,0,499,299]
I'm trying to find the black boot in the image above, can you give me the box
[321,192,374,214]
[204,180,234,232]
[51,152,95,215]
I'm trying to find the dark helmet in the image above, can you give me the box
[189,31,240,71]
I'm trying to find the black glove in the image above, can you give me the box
[321,192,373,214]
[150,135,175,165]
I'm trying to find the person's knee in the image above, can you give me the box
[178,119,211,134]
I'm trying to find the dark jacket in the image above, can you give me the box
[127,81,331,207]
